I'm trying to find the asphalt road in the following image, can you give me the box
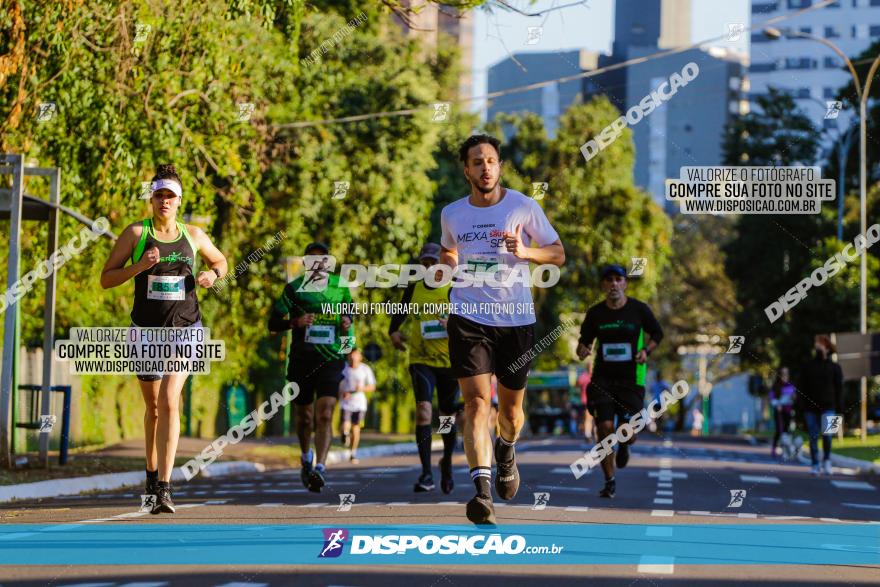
[1,434,878,586]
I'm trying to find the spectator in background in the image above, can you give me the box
[577,364,594,442]
[797,335,843,476]
[339,349,376,464]
[649,371,671,433]
[690,407,704,437]
[769,366,796,459]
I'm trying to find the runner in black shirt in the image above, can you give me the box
[576,264,663,498]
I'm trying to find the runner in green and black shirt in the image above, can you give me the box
[268,242,354,492]
[576,264,663,498]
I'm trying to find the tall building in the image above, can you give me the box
[749,0,880,133]
[584,0,747,209]
[391,1,474,101]
[487,50,597,137]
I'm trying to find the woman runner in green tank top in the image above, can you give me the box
[100,165,227,514]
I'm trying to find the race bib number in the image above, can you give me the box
[466,254,502,277]
[147,275,185,301]
[420,320,447,340]
[305,324,335,345]
[602,342,632,362]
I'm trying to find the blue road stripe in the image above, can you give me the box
[0,524,877,565]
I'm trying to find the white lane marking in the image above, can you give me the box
[740,475,780,484]
[56,583,115,587]
[655,490,673,496]
[551,467,575,473]
[302,502,329,507]
[204,500,228,505]
[565,506,590,512]
[662,440,673,447]
[637,555,675,575]
[437,501,461,505]
[386,502,411,506]
[214,583,269,587]
[737,513,758,518]
[176,504,205,510]
[790,499,811,505]
[114,511,150,518]
[649,471,687,479]
[657,482,672,488]
[651,510,674,517]
[256,503,284,507]
[646,526,673,537]
[117,583,169,587]
[820,518,844,523]
[653,498,673,505]
[842,502,880,510]
[658,458,672,466]
[759,497,784,503]
[766,516,809,520]
[831,480,875,491]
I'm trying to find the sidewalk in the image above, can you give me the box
[0,432,430,503]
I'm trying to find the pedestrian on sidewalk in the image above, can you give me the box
[797,335,843,476]
[769,366,796,459]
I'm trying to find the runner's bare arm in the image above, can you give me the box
[100,223,152,289]
[440,245,458,269]
[190,226,228,287]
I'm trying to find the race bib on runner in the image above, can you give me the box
[147,275,185,301]
[305,324,335,345]
[602,342,632,362]
[420,320,448,340]
[466,254,502,278]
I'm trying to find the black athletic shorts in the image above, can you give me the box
[341,409,364,426]
[288,358,346,406]
[409,363,458,414]
[447,314,535,390]
[587,379,645,423]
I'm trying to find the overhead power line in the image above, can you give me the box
[274,0,839,129]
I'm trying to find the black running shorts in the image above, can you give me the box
[446,314,535,390]
[587,379,645,423]
[409,363,459,414]
[289,358,346,406]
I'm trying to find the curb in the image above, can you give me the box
[0,460,265,504]
[324,439,443,465]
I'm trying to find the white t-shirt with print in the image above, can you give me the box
[440,188,559,327]
[339,363,375,413]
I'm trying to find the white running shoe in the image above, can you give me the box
[811,464,821,476]
[822,460,833,475]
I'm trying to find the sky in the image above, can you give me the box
[471,0,750,116]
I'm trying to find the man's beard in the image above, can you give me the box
[472,176,500,194]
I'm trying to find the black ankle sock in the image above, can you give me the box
[157,480,170,489]
[441,423,457,460]
[495,434,516,463]
[146,469,158,481]
[416,424,432,474]
[471,467,491,497]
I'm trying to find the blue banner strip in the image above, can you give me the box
[0,524,877,565]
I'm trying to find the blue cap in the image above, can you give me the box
[601,264,627,279]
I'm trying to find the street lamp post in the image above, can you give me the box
[764,27,880,441]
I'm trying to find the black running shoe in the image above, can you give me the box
[145,477,159,497]
[615,443,630,469]
[494,438,519,501]
[300,454,314,489]
[414,472,435,492]
[439,456,454,494]
[150,485,175,514]
[599,478,616,498]
[308,467,326,493]
[466,494,497,525]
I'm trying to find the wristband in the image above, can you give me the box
[212,267,221,279]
